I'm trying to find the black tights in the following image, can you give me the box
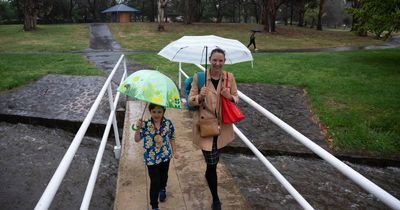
[147,160,170,209]
[205,163,220,203]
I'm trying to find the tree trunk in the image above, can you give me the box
[158,0,168,31]
[297,0,305,27]
[184,0,192,24]
[290,0,293,25]
[68,0,74,22]
[216,0,222,23]
[263,0,275,32]
[317,0,324,30]
[23,0,37,31]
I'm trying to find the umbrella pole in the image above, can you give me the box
[205,46,208,87]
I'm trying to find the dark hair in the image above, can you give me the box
[209,48,225,59]
[148,103,166,112]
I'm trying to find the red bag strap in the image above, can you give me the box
[225,71,229,88]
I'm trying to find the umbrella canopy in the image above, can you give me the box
[118,70,181,109]
[157,35,253,65]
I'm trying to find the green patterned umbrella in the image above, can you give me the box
[118,69,181,109]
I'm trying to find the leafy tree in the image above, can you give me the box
[0,1,17,23]
[347,0,400,40]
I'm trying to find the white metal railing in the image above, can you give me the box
[35,54,127,210]
[179,63,400,210]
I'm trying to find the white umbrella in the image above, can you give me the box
[158,35,253,66]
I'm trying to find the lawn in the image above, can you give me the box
[108,22,383,51]
[0,53,103,91]
[0,24,102,91]
[0,24,89,52]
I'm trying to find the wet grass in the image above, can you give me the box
[0,24,100,91]
[109,22,383,51]
[0,24,89,52]
[0,53,103,91]
[128,48,400,155]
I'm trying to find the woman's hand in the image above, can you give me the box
[221,88,233,101]
[199,86,207,101]
[173,152,180,159]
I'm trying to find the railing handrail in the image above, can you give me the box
[80,63,127,210]
[35,54,126,210]
[182,63,400,210]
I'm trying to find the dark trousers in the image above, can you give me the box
[247,39,256,49]
[147,160,170,209]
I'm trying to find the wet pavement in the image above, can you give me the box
[222,153,400,210]
[1,23,399,210]
[0,122,118,210]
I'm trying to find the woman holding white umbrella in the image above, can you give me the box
[188,48,239,210]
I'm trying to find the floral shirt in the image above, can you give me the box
[140,117,175,165]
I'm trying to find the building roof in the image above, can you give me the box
[102,4,139,13]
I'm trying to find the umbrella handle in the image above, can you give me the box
[132,102,148,131]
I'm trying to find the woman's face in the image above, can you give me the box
[150,106,164,122]
[209,52,225,71]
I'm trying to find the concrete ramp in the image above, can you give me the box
[114,101,250,210]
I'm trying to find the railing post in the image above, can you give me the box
[107,84,121,159]
[178,62,182,90]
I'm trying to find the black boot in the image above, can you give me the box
[211,201,221,210]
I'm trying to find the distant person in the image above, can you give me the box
[188,48,239,210]
[134,103,179,210]
[247,31,258,51]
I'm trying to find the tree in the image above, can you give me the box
[347,0,400,40]
[157,0,168,31]
[316,0,324,30]
[184,0,193,24]
[262,0,276,32]
[23,0,38,31]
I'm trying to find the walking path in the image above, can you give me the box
[114,101,250,210]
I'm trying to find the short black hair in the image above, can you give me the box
[148,103,166,112]
[209,48,225,59]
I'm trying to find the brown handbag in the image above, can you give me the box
[198,69,222,138]
[198,117,221,137]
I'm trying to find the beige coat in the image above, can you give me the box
[188,70,239,151]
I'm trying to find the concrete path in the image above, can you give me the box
[114,101,251,210]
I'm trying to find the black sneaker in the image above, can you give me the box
[159,189,166,202]
[211,201,221,210]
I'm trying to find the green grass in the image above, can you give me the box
[0,24,89,52]
[0,53,103,91]
[128,48,400,155]
[109,22,383,51]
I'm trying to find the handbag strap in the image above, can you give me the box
[225,71,229,88]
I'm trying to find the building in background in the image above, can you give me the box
[102,4,139,23]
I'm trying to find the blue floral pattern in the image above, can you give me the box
[140,117,175,165]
